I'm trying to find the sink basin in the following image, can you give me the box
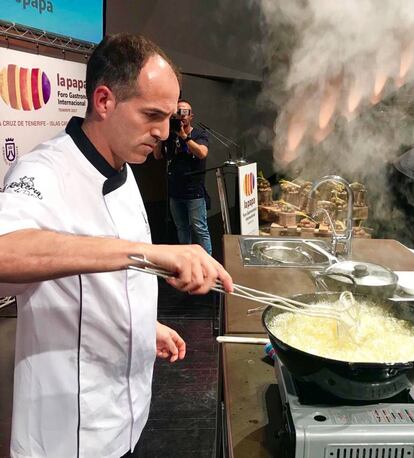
[239,237,337,268]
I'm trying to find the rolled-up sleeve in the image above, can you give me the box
[0,158,64,295]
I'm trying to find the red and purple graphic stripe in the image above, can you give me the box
[243,172,256,196]
[1,64,51,111]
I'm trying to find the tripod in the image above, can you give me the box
[196,122,247,167]
[195,122,248,234]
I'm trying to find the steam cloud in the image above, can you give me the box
[258,0,414,242]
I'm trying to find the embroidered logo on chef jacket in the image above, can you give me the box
[4,175,43,199]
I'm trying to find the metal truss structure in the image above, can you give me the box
[0,20,95,55]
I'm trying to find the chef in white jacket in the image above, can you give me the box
[0,33,233,458]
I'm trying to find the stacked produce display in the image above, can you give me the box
[257,175,371,238]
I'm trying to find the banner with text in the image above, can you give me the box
[238,162,259,235]
[0,47,87,185]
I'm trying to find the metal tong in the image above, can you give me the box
[128,255,360,332]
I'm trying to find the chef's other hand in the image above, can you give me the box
[142,244,233,295]
[156,322,186,363]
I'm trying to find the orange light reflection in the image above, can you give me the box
[347,77,363,114]
[287,112,308,153]
[279,148,299,166]
[371,70,388,105]
[319,77,341,130]
[313,123,333,145]
[396,41,414,88]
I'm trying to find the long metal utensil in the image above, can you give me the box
[128,255,359,333]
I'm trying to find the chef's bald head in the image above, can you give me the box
[85,33,181,113]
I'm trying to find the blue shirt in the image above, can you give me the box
[166,127,209,199]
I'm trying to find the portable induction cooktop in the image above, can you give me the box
[275,356,414,458]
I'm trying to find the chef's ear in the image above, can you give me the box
[92,85,116,118]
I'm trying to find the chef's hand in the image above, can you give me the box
[141,244,233,295]
[156,322,186,363]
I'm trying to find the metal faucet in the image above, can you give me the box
[309,175,354,257]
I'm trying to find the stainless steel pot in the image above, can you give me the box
[316,260,398,298]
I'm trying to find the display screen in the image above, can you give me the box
[0,0,104,43]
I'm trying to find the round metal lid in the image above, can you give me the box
[325,261,397,287]
[394,148,414,180]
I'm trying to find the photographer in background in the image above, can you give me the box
[154,99,212,254]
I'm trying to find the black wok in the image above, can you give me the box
[262,292,414,401]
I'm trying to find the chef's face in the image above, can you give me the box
[104,55,180,168]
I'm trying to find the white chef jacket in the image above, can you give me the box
[0,117,157,458]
